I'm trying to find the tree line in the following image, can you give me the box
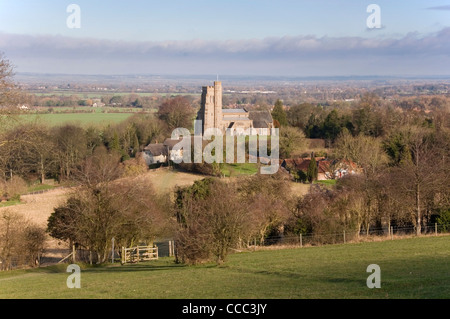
[1,52,449,269]
[0,95,197,192]
[46,130,450,266]
[272,93,450,148]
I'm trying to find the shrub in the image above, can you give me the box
[0,176,28,201]
[175,179,249,265]
[437,209,450,232]
[0,211,46,270]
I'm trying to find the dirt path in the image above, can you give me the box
[0,187,73,264]
[0,169,206,264]
[0,188,71,228]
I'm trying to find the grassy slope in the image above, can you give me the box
[0,236,448,299]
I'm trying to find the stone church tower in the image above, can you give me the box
[198,81,222,134]
[197,81,274,136]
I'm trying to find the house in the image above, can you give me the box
[143,137,209,166]
[281,157,329,181]
[281,157,360,181]
[143,144,168,165]
[331,159,361,179]
[163,138,184,162]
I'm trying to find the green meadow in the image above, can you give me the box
[17,112,135,127]
[0,236,448,299]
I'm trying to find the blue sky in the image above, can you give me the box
[0,0,449,76]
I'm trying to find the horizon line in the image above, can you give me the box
[15,72,450,80]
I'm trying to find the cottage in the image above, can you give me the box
[143,144,168,165]
[281,157,359,181]
[144,137,209,166]
[282,157,329,181]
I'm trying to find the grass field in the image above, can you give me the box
[0,236,448,299]
[221,163,259,177]
[36,106,150,113]
[18,112,135,126]
[31,91,197,98]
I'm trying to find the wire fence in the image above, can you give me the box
[1,224,448,271]
[24,186,67,196]
[257,223,449,247]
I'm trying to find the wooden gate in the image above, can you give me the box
[121,245,158,264]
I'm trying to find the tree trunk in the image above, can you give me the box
[40,156,45,184]
[416,182,421,236]
[415,145,421,236]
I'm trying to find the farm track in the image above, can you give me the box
[0,169,206,265]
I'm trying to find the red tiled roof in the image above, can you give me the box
[282,157,330,173]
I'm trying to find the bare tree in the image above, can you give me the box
[334,130,388,234]
[238,172,293,245]
[48,149,166,263]
[157,96,196,131]
[53,124,88,180]
[279,126,306,158]
[0,52,18,108]
[175,178,250,265]
[387,127,448,235]
[0,210,46,270]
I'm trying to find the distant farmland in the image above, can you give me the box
[29,91,198,98]
[17,112,136,126]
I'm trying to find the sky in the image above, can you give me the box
[0,0,449,77]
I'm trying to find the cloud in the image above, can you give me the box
[426,5,450,10]
[1,28,450,76]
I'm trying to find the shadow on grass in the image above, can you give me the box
[228,266,307,280]
[83,263,187,274]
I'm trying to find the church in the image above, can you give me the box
[196,81,274,135]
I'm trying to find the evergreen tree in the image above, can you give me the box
[322,109,342,142]
[271,99,288,127]
[132,133,140,156]
[111,131,120,151]
[306,152,318,183]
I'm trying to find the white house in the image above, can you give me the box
[143,144,168,165]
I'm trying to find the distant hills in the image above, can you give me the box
[16,72,450,86]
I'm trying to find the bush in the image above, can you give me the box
[0,211,46,270]
[0,176,28,201]
[121,153,148,177]
[175,179,249,265]
[437,209,450,232]
[21,225,46,267]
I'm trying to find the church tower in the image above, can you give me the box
[198,81,222,134]
[213,81,222,130]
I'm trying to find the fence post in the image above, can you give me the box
[300,234,302,248]
[391,227,394,240]
[435,223,438,236]
[343,230,346,244]
[111,237,115,263]
[72,244,76,263]
[136,246,140,263]
[121,247,125,264]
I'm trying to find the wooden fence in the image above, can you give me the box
[121,245,158,264]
